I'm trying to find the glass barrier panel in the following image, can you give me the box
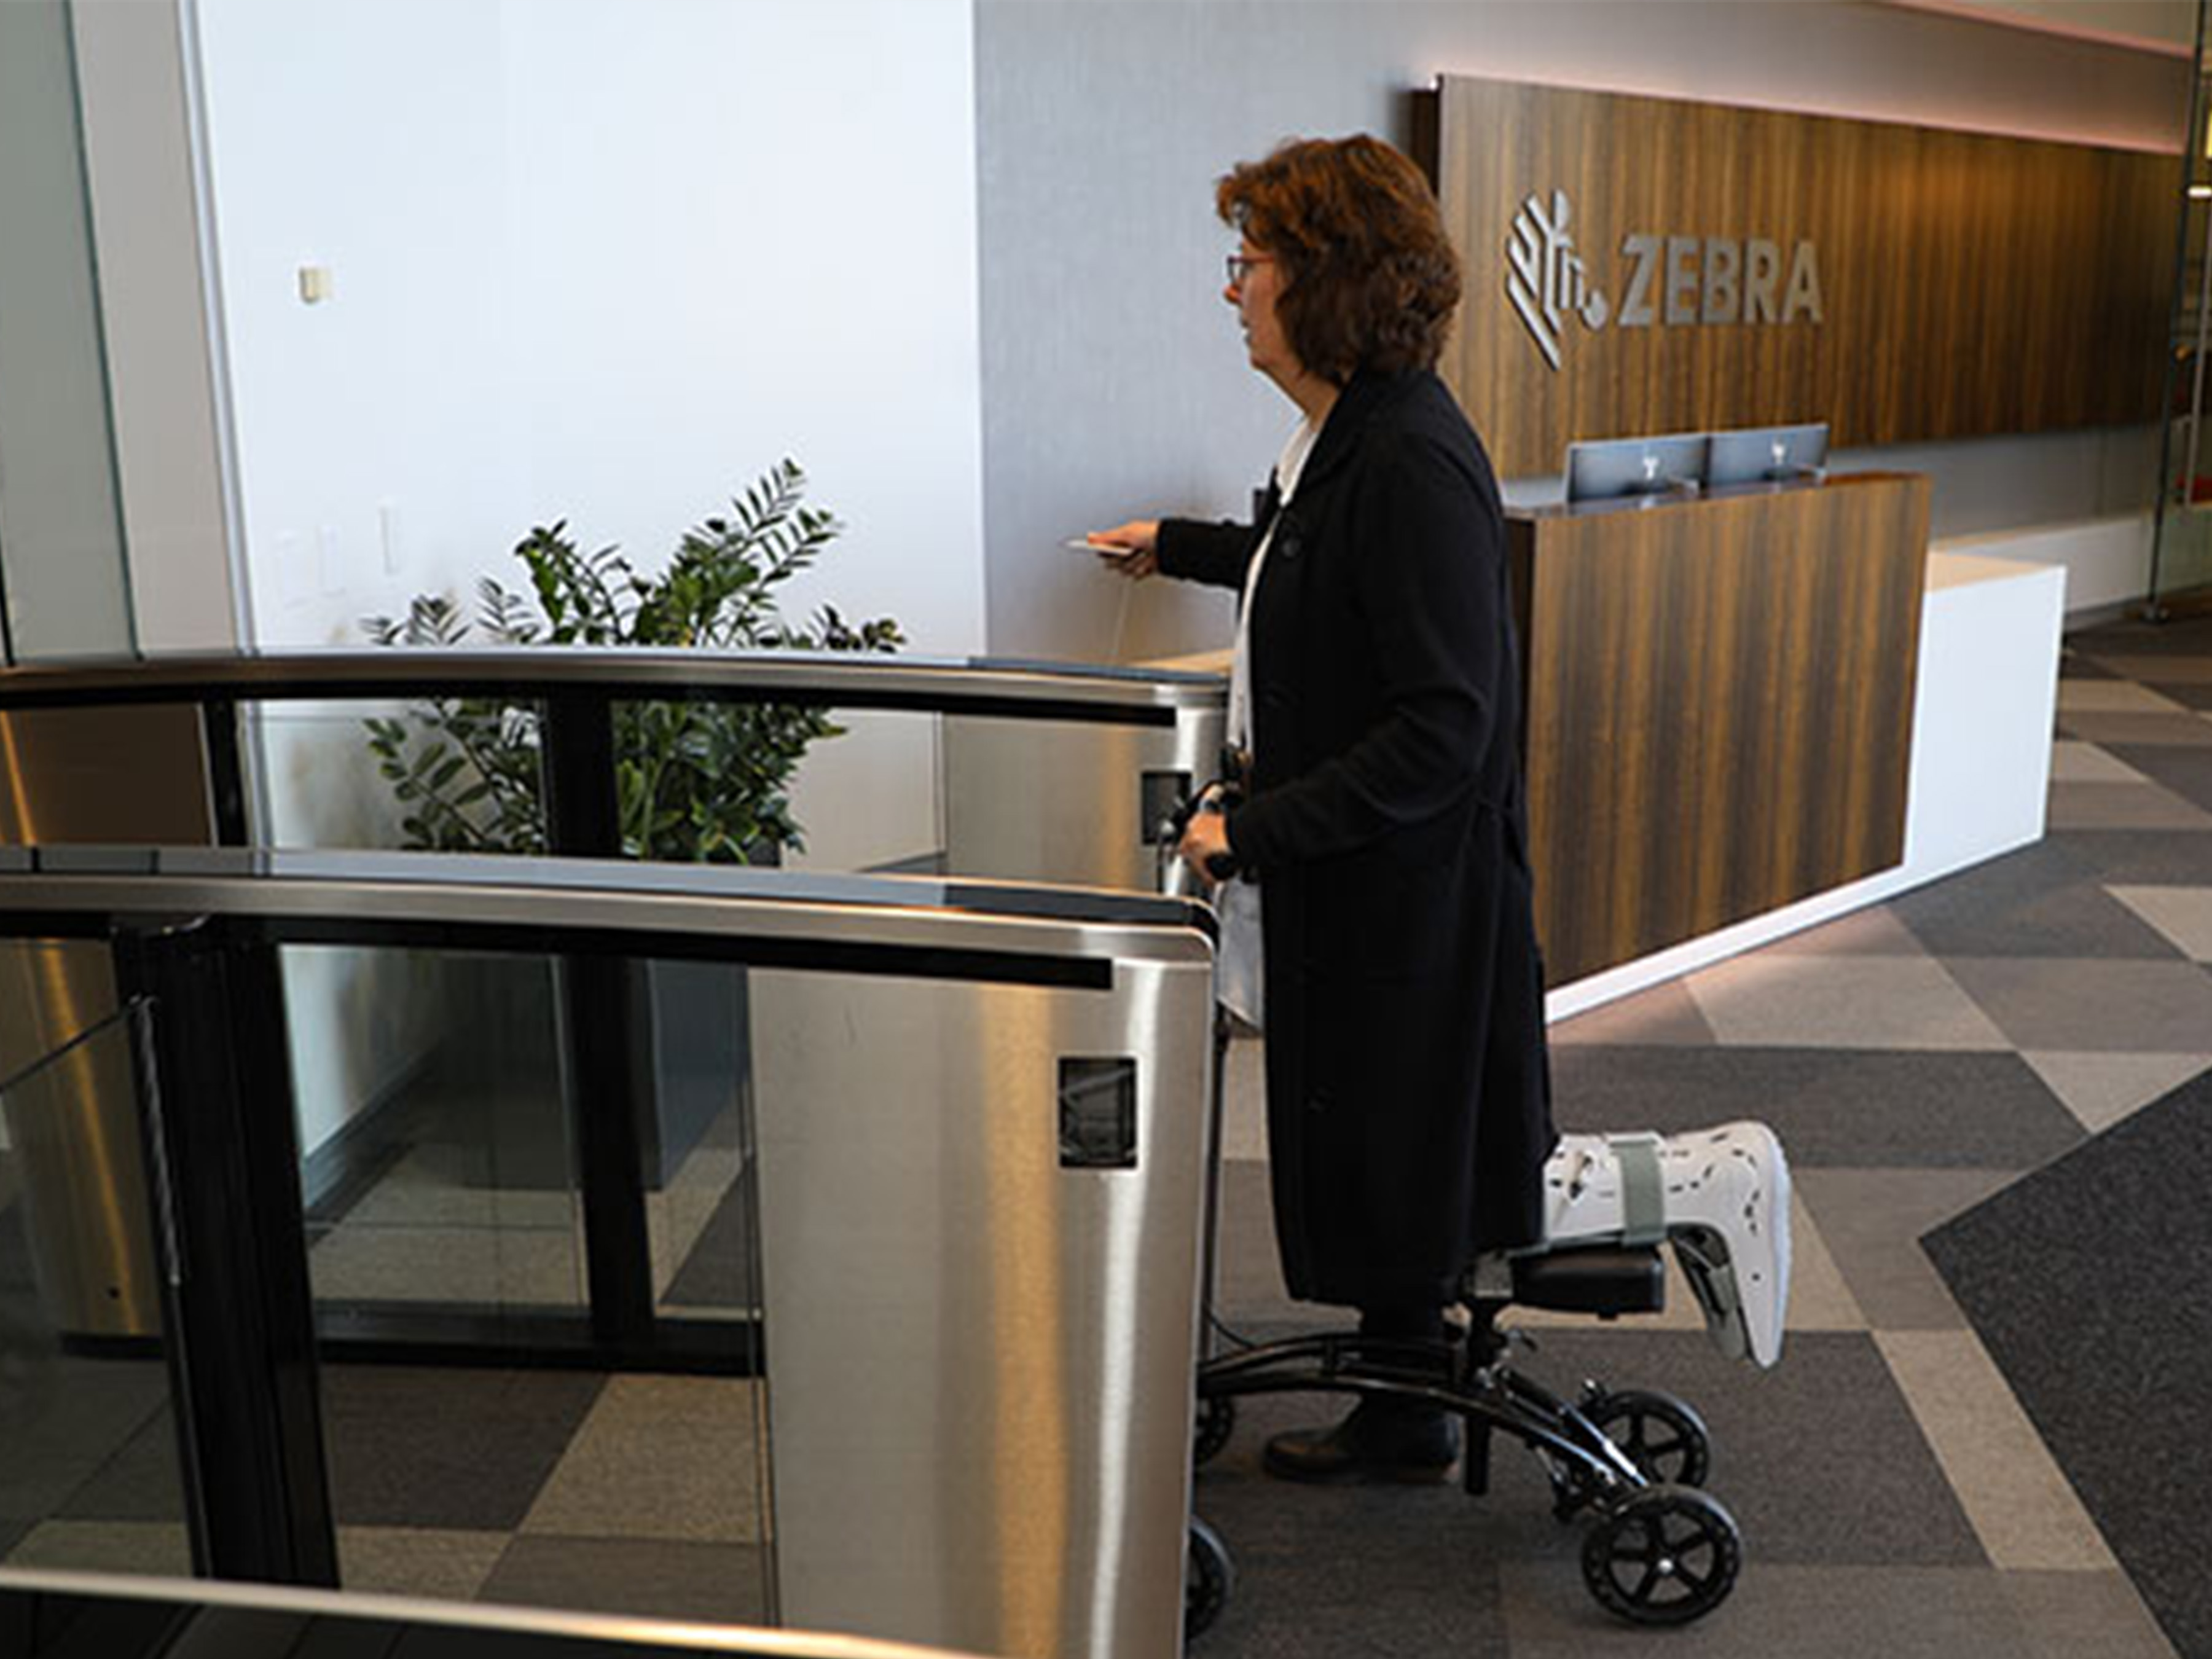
[0,1001,189,1579]
[2154,500,2212,605]
[291,947,586,1328]
[286,943,767,1619]
[637,960,756,1325]
[254,697,551,857]
[246,691,1202,892]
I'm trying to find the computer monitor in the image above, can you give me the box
[1704,422,1829,488]
[1564,432,1710,504]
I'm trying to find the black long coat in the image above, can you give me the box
[1157,369,1557,1309]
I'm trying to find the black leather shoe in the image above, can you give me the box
[1263,1403,1459,1485]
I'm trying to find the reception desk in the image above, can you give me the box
[1508,473,1933,988]
[1147,468,2060,1016]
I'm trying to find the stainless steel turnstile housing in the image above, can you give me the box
[0,850,1220,1659]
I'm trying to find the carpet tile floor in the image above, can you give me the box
[1192,613,2212,1658]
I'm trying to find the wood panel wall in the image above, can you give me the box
[1433,76,2176,478]
[1510,473,1931,986]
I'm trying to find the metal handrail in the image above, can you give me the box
[0,1567,998,1658]
[0,646,1225,716]
[0,844,1216,964]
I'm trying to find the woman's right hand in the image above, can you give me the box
[1084,519,1160,578]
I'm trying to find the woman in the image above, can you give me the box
[1091,135,1556,1483]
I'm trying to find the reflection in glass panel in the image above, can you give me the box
[640,960,756,1324]
[758,704,943,876]
[252,691,1193,893]
[2154,498,2212,604]
[941,709,1185,889]
[254,699,550,856]
[0,0,137,661]
[0,1003,189,1578]
[284,944,767,1620]
[291,947,585,1323]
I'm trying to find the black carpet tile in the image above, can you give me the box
[2072,616,2212,659]
[2042,828,2212,885]
[1888,842,2182,959]
[2059,654,2119,680]
[477,1537,773,1626]
[1923,1070,2212,1659]
[0,1514,28,1558]
[1194,1388,1518,1657]
[1523,1331,1985,1569]
[57,1408,185,1523]
[2103,743,2212,814]
[319,1365,605,1530]
[658,1159,756,1312]
[1548,1048,2083,1168]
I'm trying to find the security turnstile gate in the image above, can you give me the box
[0,848,1218,1659]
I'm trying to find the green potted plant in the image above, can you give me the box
[360,460,901,1190]
[363,458,901,862]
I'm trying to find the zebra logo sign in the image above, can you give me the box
[1505,189,1826,373]
[1505,190,1609,372]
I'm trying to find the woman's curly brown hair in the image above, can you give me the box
[1218,135,1462,384]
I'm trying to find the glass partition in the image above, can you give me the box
[248,692,1196,891]
[284,944,766,1620]
[0,1002,188,1579]
[293,947,587,1332]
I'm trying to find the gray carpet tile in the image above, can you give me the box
[0,1515,27,1558]
[56,1408,186,1524]
[0,1354,171,1521]
[1209,1158,1321,1336]
[1500,1563,2050,1658]
[1550,979,1719,1044]
[1999,1569,2184,1659]
[1792,1169,2017,1332]
[1759,905,1928,957]
[1940,956,2212,1053]
[1524,1330,1986,1569]
[2105,742,2212,814]
[1194,1387,1520,1656]
[2043,828,2212,885]
[1548,1048,2083,1168]
[2045,781,2212,834]
[2144,679,2212,712]
[2052,712,2212,748]
[1888,842,2183,959]
[658,1158,756,1312]
[320,1365,606,1531]
[334,1524,508,1600]
[476,1535,772,1626]
[1923,1071,2212,1659]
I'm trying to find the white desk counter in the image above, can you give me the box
[1548,548,2065,1017]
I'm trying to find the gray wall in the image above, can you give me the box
[975,0,2192,663]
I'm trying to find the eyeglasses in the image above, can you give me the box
[1225,253,1274,287]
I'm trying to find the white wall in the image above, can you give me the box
[193,0,986,656]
